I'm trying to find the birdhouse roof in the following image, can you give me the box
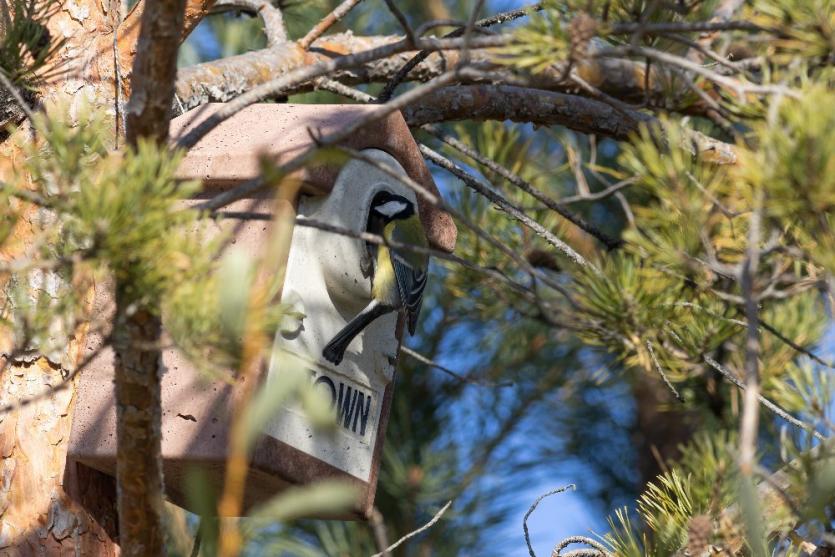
[170,103,456,253]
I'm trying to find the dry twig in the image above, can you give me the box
[213,0,287,45]
[369,501,453,557]
[369,508,390,557]
[400,346,513,388]
[423,125,623,250]
[523,485,576,557]
[377,3,543,102]
[382,0,416,46]
[421,144,593,270]
[646,340,683,402]
[290,215,544,305]
[552,536,610,557]
[596,45,800,101]
[739,197,762,475]
[299,0,365,50]
[703,356,825,442]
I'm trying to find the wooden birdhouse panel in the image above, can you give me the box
[67,104,457,519]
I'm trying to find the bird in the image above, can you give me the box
[322,191,428,365]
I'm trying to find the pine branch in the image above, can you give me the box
[125,0,186,144]
[175,34,507,149]
[285,79,634,253]
[112,302,167,556]
[421,143,593,269]
[116,0,186,552]
[422,125,623,250]
[702,356,825,442]
[404,85,738,164]
[171,32,714,119]
[289,216,543,305]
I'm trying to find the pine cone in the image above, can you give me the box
[687,514,712,557]
[569,12,598,62]
[526,248,561,273]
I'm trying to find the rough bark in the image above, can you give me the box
[405,85,738,164]
[407,84,650,139]
[172,34,737,162]
[173,32,673,113]
[126,0,187,144]
[112,301,165,557]
[0,88,31,134]
[0,0,199,552]
[113,0,187,553]
[0,0,124,551]
[115,0,216,93]
[0,350,120,556]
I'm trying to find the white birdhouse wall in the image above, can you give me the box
[267,149,417,482]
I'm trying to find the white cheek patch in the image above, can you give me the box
[374,200,408,218]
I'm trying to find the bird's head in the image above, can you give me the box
[362,191,417,277]
[370,191,415,221]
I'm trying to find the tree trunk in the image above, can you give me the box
[113,0,186,551]
[0,0,127,552]
[112,302,165,557]
[0,352,120,555]
[631,374,698,490]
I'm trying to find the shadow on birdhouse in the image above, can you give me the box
[66,104,457,519]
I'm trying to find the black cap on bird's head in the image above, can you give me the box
[370,190,415,221]
[362,191,416,277]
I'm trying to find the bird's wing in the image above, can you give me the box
[391,252,427,335]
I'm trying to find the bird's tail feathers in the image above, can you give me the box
[322,300,392,365]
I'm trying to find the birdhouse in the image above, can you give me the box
[66,104,457,519]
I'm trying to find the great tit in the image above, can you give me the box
[322,191,428,365]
